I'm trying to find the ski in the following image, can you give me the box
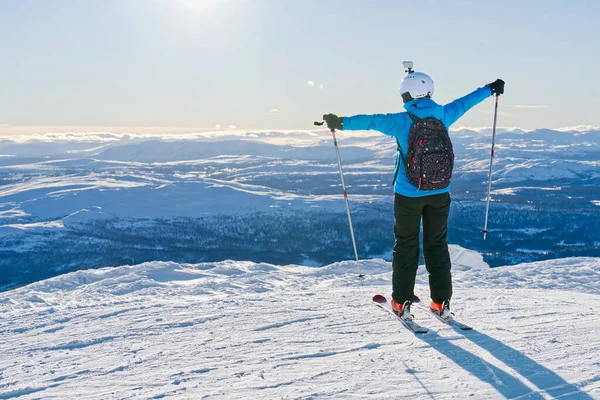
[372,294,428,334]
[414,303,472,331]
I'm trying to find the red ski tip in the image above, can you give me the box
[372,294,387,303]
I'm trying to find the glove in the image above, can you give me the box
[487,79,505,96]
[322,114,343,131]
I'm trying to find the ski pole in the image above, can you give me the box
[483,94,499,240]
[314,121,363,277]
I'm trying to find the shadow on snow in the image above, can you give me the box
[417,329,592,399]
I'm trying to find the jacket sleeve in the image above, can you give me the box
[342,113,407,136]
[443,86,492,127]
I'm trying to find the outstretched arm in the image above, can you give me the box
[343,113,407,136]
[443,86,492,127]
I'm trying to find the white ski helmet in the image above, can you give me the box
[399,72,434,100]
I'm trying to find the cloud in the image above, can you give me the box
[556,125,600,132]
[451,126,532,133]
[0,126,223,140]
[307,81,315,87]
[228,125,236,129]
[507,105,549,109]
[2,126,596,145]
[266,109,280,116]
[215,124,221,129]
[319,84,324,90]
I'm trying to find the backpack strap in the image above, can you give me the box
[407,112,420,123]
[393,137,405,186]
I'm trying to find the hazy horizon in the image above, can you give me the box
[2,124,600,139]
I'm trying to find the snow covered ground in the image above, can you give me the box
[1,246,599,399]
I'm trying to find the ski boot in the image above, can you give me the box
[391,299,413,318]
[430,300,452,318]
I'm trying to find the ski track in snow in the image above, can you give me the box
[0,251,599,399]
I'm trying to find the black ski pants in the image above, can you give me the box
[392,192,452,305]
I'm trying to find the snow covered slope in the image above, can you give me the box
[1,246,599,399]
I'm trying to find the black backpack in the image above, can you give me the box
[393,113,454,190]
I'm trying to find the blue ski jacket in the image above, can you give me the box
[342,86,492,197]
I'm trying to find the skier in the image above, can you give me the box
[322,70,504,318]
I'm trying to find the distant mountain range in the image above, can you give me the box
[1,127,599,290]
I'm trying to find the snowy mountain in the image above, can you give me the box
[0,127,599,290]
[1,246,599,399]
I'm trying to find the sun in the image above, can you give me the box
[162,0,236,38]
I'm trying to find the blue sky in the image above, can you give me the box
[0,0,599,131]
